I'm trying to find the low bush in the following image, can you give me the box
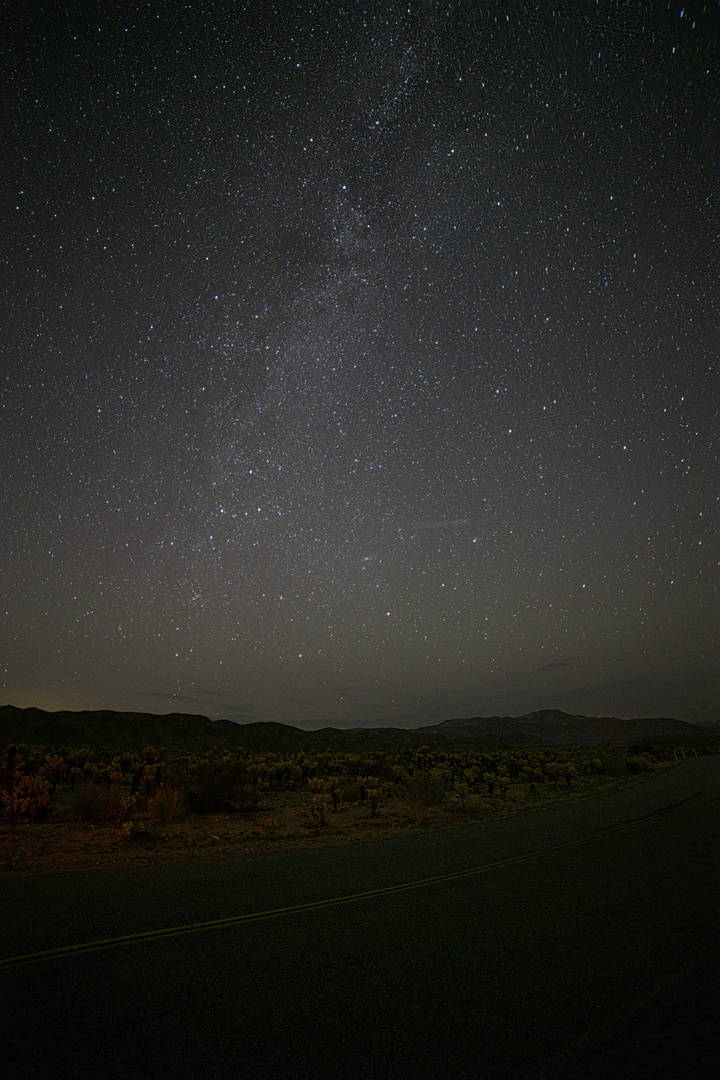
[120,820,159,845]
[398,769,447,822]
[447,792,485,816]
[146,786,186,824]
[72,781,134,824]
[343,783,364,803]
[185,769,253,813]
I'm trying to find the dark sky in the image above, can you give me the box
[2,1,717,728]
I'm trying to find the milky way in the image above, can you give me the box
[2,2,717,726]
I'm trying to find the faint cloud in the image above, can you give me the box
[541,661,574,671]
[555,671,718,724]
[140,690,260,720]
[286,697,314,708]
[571,676,647,693]
[223,711,256,723]
[222,702,265,720]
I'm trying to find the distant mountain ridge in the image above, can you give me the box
[0,704,716,752]
[429,709,715,747]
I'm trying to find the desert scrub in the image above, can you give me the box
[146,785,186,824]
[72,780,135,824]
[185,752,254,813]
[626,754,653,774]
[398,769,448,823]
[120,820,157,844]
[451,792,485,816]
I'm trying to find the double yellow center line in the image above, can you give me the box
[1,813,653,969]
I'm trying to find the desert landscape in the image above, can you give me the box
[2,705,713,876]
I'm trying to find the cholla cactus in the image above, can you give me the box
[2,771,54,829]
[560,763,578,790]
[327,777,341,813]
[246,762,270,807]
[120,820,148,841]
[544,760,561,786]
[392,764,410,790]
[2,785,30,831]
[40,754,66,794]
[309,793,330,827]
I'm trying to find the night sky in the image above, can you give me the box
[2,1,717,728]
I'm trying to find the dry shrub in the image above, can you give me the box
[146,786,186,824]
[120,820,157,844]
[626,754,653,774]
[185,762,252,813]
[399,770,446,808]
[447,793,484,817]
[73,781,133,824]
[396,770,448,824]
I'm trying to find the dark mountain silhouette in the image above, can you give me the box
[429,709,715,747]
[0,704,716,752]
[0,705,252,752]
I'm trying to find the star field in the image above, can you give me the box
[2,1,717,726]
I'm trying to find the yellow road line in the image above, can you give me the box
[1,814,649,969]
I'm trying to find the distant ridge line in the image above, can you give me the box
[0,704,717,751]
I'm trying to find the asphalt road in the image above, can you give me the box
[2,757,718,1079]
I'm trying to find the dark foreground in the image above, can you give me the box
[2,757,718,1079]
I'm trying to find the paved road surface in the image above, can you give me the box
[2,757,718,1079]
